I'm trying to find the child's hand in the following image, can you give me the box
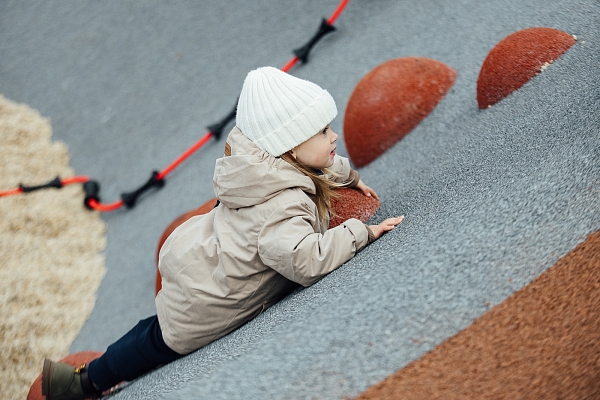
[356,179,379,200]
[368,216,404,240]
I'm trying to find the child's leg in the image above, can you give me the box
[87,315,182,391]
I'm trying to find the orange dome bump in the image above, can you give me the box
[155,197,218,295]
[477,27,576,109]
[329,188,380,229]
[344,57,456,168]
[28,351,104,400]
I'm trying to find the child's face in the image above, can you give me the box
[292,124,338,169]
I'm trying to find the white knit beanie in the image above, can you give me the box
[236,67,338,157]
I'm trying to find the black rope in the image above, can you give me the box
[83,180,101,210]
[121,171,165,209]
[207,102,238,140]
[293,19,337,63]
[5,12,345,213]
[19,176,63,193]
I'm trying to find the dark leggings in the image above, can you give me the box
[87,315,182,391]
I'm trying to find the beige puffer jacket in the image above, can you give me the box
[156,127,370,355]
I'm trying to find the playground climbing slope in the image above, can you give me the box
[0,0,598,399]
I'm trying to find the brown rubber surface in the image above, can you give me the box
[476,27,576,109]
[355,230,600,400]
[329,187,379,229]
[344,57,456,168]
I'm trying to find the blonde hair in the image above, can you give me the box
[280,152,341,227]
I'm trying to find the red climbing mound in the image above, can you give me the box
[344,57,456,168]
[28,351,104,400]
[155,197,218,294]
[477,27,576,109]
[329,188,380,229]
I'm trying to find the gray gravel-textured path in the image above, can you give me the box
[2,0,599,399]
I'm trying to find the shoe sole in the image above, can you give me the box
[41,359,54,399]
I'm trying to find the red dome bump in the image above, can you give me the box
[477,27,576,109]
[344,57,456,168]
[329,188,380,229]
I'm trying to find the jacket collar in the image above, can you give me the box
[212,127,315,209]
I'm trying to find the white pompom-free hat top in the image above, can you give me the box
[236,67,338,157]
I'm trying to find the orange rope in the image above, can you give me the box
[87,198,124,212]
[156,132,213,180]
[0,187,23,197]
[328,0,349,24]
[281,56,300,73]
[0,176,89,197]
[62,176,90,185]
[0,0,351,212]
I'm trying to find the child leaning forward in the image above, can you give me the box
[41,67,403,399]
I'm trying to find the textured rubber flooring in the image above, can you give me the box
[355,230,600,400]
[1,0,598,399]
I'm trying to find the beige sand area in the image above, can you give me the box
[0,95,106,400]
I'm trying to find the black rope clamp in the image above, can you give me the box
[121,171,165,208]
[83,180,101,210]
[293,18,337,64]
[207,102,237,140]
[20,176,63,193]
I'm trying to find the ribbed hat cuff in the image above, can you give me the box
[253,90,337,157]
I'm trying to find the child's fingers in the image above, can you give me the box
[381,223,394,232]
[356,181,380,200]
[384,216,404,229]
[371,216,404,239]
[388,216,404,224]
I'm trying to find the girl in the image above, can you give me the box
[41,67,403,399]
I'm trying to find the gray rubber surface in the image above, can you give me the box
[1,0,599,399]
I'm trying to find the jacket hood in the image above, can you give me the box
[213,127,315,209]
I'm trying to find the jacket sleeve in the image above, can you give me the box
[257,201,370,287]
[326,155,361,187]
